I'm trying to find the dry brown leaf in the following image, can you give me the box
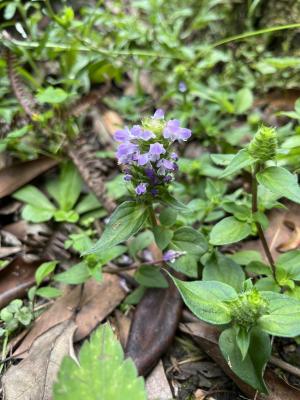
[3,320,76,400]
[13,273,127,357]
[146,360,173,400]
[0,257,40,309]
[0,157,57,199]
[113,309,132,348]
[74,274,127,341]
[102,110,123,136]
[239,202,300,261]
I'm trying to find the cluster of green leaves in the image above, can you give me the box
[13,162,104,224]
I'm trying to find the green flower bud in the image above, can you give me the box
[228,289,269,328]
[248,125,277,163]
[142,117,165,136]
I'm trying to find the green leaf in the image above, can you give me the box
[96,245,127,265]
[13,185,55,210]
[153,226,173,250]
[228,250,262,265]
[210,217,252,245]
[54,210,79,223]
[246,261,272,276]
[35,287,61,298]
[219,327,270,393]
[54,262,91,285]
[53,323,146,400]
[124,286,146,305]
[36,86,69,104]
[22,204,55,222]
[134,266,168,288]
[84,201,149,254]
[171,278,237,324]
[236,326,251,360]
[160,192,188,211]
[75,193,101,214]
[220,149,255,178]
[255,277,280,292]
[159,208,177,226]
[47,162,82,211]
[170,227,208,277]
[128,231,154,258]
[257,167,300,204]
[258,292,300,337]
[203,252,245,292]
[35,261,58,286]
[234,88,253,114]
[276,250,300,280]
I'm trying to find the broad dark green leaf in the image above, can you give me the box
[153,226,173,250]
[134,266,168,288]
[258,292,300,337]
[35,287,61,298]
[228,250,262,265]
[172,278,237,324]
[257,166,300,204]
[128,231,154,258]
[84,201,149,254]
[53,323,146,400]
[54,262,90,284]
[220,149,255,178]
[203,252,245,292]
[219,327,270,394]
[210,217,252,245]
[35,261,57,286]
[276,250,300,280]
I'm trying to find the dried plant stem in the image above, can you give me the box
[252,164,277,281]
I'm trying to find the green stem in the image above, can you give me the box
[149,204,158,228]
[252,164,277,281]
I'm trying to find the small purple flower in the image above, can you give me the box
[163,175,173,183]
[148,142,166,161]
[163,250,185,263]
[135,183,147,195]
[116,143,138,164]
[124,174,132,181]
[137,153,149,166]
[141,130,155,140]
[157,158,175,175]
[163,119,191,142]
[131,125,143,138]
[114,128,130,142]
[150,188,159,196]
[171,152,178,160]
[153,109,165,119]
[178,81,187,93]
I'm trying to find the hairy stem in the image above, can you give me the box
[252,164,277,281]
[252,164,277,282]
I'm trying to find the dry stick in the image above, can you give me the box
[270,356,300,380]
[251,164,277,281]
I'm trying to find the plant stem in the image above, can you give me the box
[149,204,158,228]
[252,164,277,281]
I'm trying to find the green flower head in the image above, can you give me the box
[248,125,277,163]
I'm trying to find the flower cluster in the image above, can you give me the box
[114,109,191,197]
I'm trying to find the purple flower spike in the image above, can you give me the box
[153,109,165,119]
[131,125,144,138]
[141,130,155,140]
[179,128,192,141]
[171,152,178,160]
[116,143,138,164]
[135,183,147,195]
[157,158,175,175]
[148,142,166,161]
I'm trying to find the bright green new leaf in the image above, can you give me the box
[220,149,255,178]
[36,87,69,104]
[258,292,300,337]
[257,166,300,204]
[228,250,262,265]
[35,261,58,286]
[234,88,253,114]
[54,262,90,285]
[35,287,61,298]
[13,185,55,211]
[236,326,251,360]
[53,323,146,400]
[210,216,252,245]
[172,278,237,324]
[84,201,149,254]
[276,250,300,280]
[219,327,270,393]
[22,204,55,223]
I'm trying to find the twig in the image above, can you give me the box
[270,355,300,379]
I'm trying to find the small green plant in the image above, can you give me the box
[172,277,300,393]
[13,162,103,224]
[53,323,146,400]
